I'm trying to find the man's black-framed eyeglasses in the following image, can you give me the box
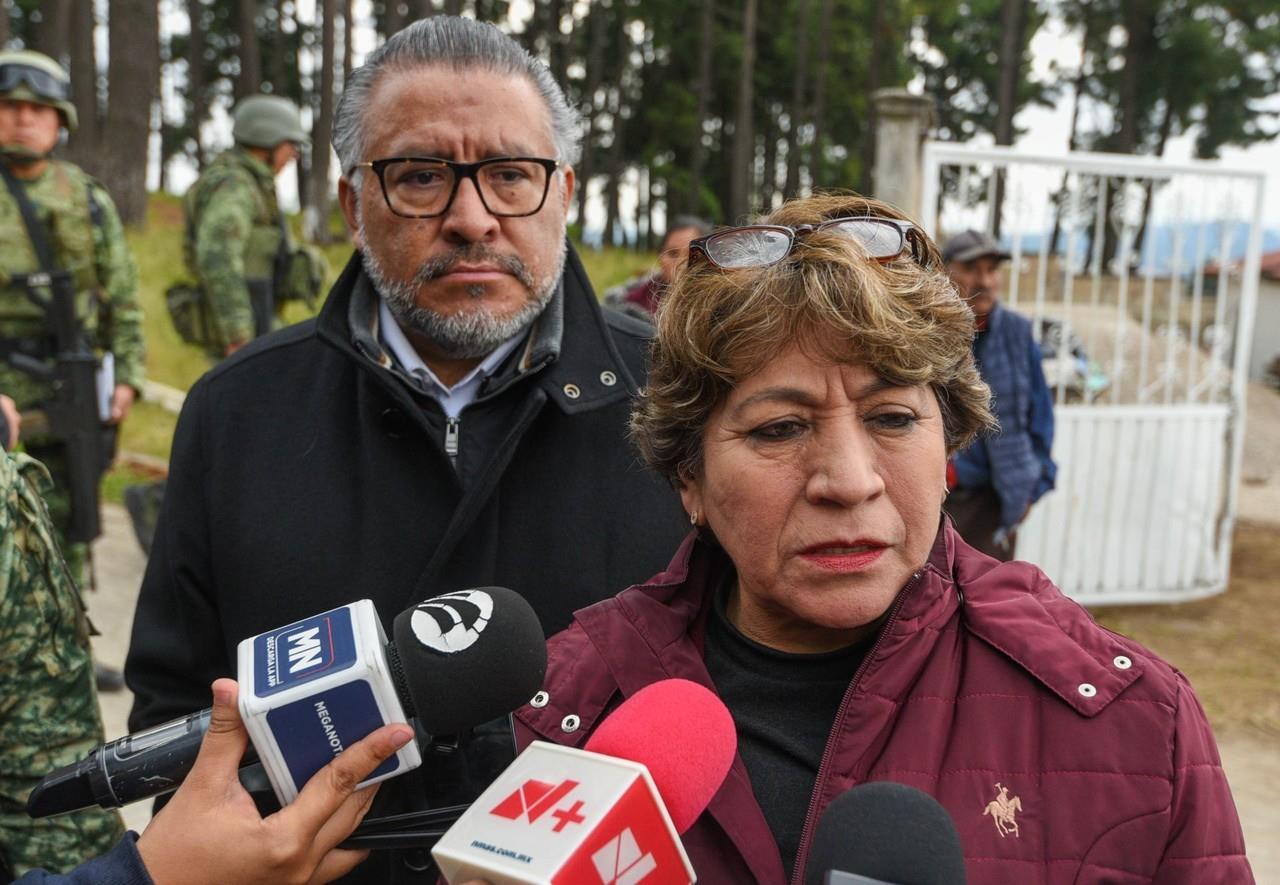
[689,216,923,270]
[352,156,560,219]
[0,64,72,104]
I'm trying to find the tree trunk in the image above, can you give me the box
[1133,96,1174,265]
[783,0,810,199]
[344,0,356,84]
[383,0,404,38]
[35,0,71,62]
[808,0,833,189]
[236,0,262,99]
[271,0,288,91]
[443,0,463,16]
[102,0,159,226]
[602,153,621,247]
[575,0,608,235]
[66,0,100,172]
[634,164,647,251]
[188,0,208,168]
[547,0,569,85]
[687,0,716,216]
[1103,0,1156,265]
[307,0,336,242]
[990,0,1027,237]
[647,170,659,250]
[857,0,887,194]
[728,0,757,222]
[1050,11,1092,254]
[0,3,9,46]
[760,110,777,211]
[411,0,435,21]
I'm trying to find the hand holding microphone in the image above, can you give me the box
[28,588,545,818]
[138,678,413,885]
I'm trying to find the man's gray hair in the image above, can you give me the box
[333,17,581,177]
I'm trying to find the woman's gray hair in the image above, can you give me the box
[333,17,581,178]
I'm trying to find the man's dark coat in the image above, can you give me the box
[125,246,687,883]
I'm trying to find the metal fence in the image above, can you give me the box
[921,143,1265,604]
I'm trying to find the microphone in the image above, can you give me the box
[432,678,737,884]
[26,588,546,817]
[805,782,967,885]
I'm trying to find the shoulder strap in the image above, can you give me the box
[0,162,57,273]
[86,180,105,230]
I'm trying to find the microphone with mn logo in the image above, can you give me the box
[26,587,546,817]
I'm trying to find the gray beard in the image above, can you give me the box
[360,230,565,360]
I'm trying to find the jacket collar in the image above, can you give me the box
[523,518,1144,744]
[225,146,276,188]
[316,239,636,414]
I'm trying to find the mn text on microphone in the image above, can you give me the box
[432,679,737,885]
[804,782,967,885]
[26,587,546,817]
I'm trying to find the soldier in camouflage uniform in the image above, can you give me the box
[182,94,318,358]
[0,451,125,877]
[0,51,144,691]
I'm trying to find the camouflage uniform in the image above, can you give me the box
[0,160,145,581]
[0,453,124,877]
[183,146,291,351]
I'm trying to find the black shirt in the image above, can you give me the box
[705,582,874,880]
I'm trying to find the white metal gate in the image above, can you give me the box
[920,143,1265,605]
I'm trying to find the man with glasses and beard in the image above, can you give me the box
[125,19,687,882]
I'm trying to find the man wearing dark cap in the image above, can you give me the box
[942,230,1056,560]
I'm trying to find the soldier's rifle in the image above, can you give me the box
[5,270,106,543]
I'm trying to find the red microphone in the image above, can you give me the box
[433,679,736,884]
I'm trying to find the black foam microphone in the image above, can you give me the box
[805,782,967,885]
[27,587,546,817]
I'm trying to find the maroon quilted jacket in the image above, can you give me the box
[514,522,1253,884]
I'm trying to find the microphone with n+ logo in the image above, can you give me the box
[25,589,546,817]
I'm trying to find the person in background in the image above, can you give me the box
[942,229,1055,560]
[0,448,124,876]
[0,50,145,692]
[179,94,323,359]
[612,216,712,318]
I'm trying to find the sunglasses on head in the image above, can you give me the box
[688,216,923,270]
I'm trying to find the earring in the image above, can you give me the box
[689,510,698,526]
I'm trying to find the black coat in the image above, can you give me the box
[125,247,688,882]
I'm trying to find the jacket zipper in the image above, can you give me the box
[788,569,925,885]
[444,416,460,464]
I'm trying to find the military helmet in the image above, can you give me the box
[232,95,309,148]
[0,50,76,132]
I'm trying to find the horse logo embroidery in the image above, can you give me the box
[983,783,1022,838]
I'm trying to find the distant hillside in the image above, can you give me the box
[1007,223,1280,276]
